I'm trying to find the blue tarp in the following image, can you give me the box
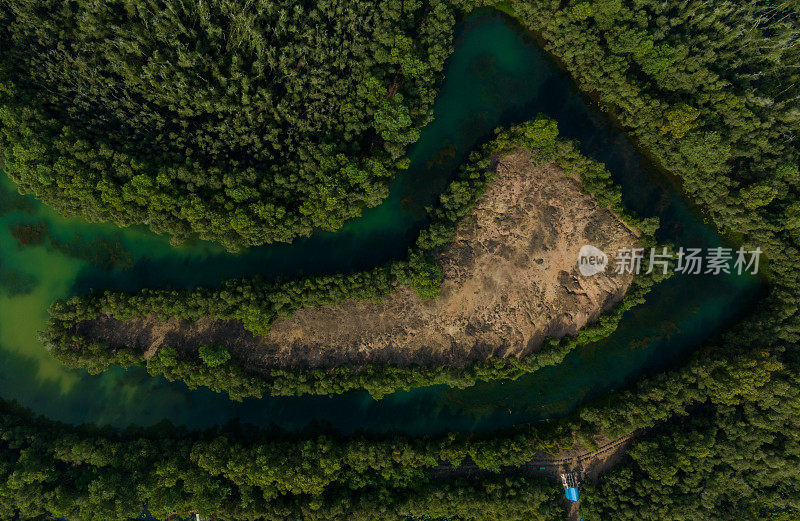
[565,487,580,501]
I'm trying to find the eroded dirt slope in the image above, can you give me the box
[262,150,638,368]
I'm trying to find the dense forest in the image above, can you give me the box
[0,400,565,520]
[0,0,455,250]
[0,0,798,519]
[582,351,800,520]
[42,119,665,399]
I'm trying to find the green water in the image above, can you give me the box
[0,12,760,434]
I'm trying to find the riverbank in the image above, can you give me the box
[43,119,665,400]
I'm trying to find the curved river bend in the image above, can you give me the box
[0,11,759,435]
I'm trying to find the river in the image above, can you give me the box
[0,11,760,435]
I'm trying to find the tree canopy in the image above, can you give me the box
[0,0,456,249]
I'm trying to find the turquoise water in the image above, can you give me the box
[0,12,760,434]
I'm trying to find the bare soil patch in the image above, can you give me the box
[79,149,640,371]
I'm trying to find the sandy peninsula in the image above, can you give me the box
[77,149,640,371]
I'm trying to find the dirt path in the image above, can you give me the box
[431,431,638,479]
[78,149,640,372]
[432,431,640,521]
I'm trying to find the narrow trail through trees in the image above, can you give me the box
[432,430,639,479]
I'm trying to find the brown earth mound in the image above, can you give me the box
[79,149,640,371]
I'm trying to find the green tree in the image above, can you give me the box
[740,183,779,210]
[198,345,231,368]
[659,104,701,139]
